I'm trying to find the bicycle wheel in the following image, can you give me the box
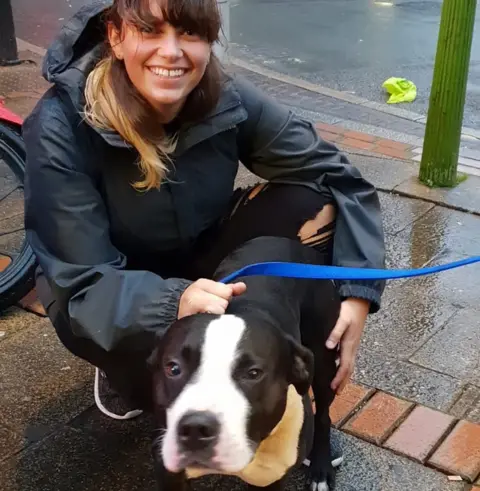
[0,121,37,312]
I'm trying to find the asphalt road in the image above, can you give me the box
[10,0,480,129]
[230,0,480,129]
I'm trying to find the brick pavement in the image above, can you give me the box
[0,50,51,119]
[1,48,480,490]
[330,383,480,483]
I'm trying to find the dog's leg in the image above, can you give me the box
[151,428,189,491]
[247,475,287,491]
[152,459,189,491]
[307,350,338,491]
[306,405,334,491]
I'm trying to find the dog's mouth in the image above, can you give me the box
[187,461,219,470]
[180,449,255,473]
[181,454,223,471]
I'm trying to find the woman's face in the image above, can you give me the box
[109,0,212,120]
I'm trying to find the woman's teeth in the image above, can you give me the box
[149,67,186,77]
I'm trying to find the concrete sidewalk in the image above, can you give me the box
[1,49,480,491]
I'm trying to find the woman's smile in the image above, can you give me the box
[147,67,188,79]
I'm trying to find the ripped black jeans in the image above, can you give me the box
[48,183,336,410]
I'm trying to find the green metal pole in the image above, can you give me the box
[419,0,477,187]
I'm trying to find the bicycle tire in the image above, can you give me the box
[0,121,37,312]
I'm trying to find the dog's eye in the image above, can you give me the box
[165,361,182,377]
[246,368,263,380]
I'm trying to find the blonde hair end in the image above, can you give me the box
[84,58,176,191]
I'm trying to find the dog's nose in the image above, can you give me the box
[177,411,220,451]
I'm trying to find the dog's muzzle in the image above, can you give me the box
[177,410,220,454]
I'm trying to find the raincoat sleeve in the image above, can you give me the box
[23,95,192,352]
[235,76,385,312]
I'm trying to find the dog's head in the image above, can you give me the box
[148,313,314,474]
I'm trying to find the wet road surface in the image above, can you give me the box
[230,0,480,128]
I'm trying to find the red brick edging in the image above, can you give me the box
[328,383,480,485]
[315,122,416,161]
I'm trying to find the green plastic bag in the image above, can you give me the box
[382,77,417,104]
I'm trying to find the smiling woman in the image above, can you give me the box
[23,0,385,485]
[84,0,223,189]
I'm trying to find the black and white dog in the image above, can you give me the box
[149,236,341,490]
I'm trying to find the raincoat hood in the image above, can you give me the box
[42,0,112,111]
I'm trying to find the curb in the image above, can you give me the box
[230,57,480,141]
[230,57,427,122]
[16,38,47,57]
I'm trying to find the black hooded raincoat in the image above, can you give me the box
[24,1,385,352]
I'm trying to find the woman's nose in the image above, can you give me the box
[158,30,182,59]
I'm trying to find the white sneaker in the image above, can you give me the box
[94,367,144,420]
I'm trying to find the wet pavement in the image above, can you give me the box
[0,50,51,119]
[1,45,480,490]
[1,153,480,489]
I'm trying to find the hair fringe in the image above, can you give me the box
[84,57,176,191]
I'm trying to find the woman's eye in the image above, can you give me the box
[181,28,198,38]
[165,361,182,377]
[137,23,157,34]
[246,368,263,380]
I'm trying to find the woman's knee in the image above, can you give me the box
[197,183,337,275]
[51,306,109,369]
[298,203,336,245]
[241,182,336,239]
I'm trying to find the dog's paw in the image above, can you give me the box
[309,480,330,491]
[306,462,335,491]
[308,475,332,491]
[312,483,329,491]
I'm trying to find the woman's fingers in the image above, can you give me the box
[326,316,349,349]
[231,282,247,296]
[331,341,355,392]
[195,279,246,299]
[195,278,235,299]
[178,279,246,319]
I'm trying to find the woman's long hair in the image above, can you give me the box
[84,0,223,190]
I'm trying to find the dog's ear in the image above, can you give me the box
[287,336,314,396]
[146,334,163,371]
[147,339,171,410]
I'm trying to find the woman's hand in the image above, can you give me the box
[178,279,247,319]
[326,298,370,393]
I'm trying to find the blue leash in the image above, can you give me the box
[219,255,480,284]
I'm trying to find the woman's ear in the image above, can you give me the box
[108,22,124,60]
